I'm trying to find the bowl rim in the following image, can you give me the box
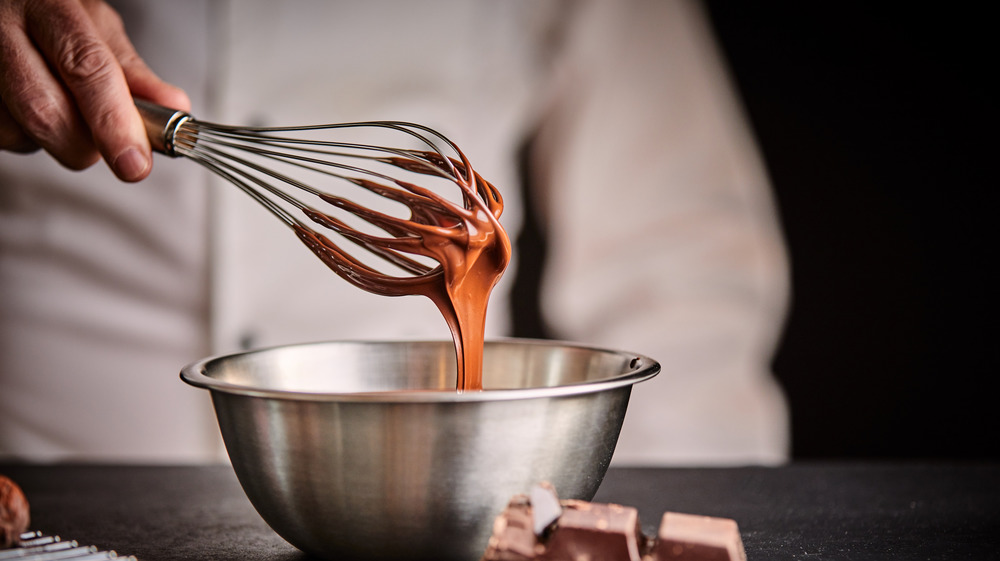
[179,338,659,403]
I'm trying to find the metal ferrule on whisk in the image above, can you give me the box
[135,99,190,157]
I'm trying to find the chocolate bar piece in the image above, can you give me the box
[544,500,645,561]
[482,484,746,561]
[530,483,563,536]
[483,495,539,561]
[651,512,746,561]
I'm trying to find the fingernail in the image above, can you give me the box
[113,147,150,181]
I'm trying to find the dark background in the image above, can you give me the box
[703,4,996,459]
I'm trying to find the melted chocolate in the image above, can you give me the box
[293,149,510,391]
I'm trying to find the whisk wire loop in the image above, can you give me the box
[136,99,501,282]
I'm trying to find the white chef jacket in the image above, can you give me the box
[0,0,790,465]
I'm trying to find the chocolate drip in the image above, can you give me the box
[294,148,510,391]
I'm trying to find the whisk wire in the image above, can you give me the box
[188,119,465,180]
[136,99,501,282]
[177,130,458,244]
[187,150,301,227]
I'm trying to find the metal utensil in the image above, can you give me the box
[136,99,511,389]
[135,99,505,293]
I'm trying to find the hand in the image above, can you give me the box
[0,0,190,181]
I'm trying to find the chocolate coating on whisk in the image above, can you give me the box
[137,99,510,391]
[293,149,510,391]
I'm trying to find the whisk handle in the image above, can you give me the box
[135,98,190,157]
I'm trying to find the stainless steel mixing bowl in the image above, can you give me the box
[181,339,658,560]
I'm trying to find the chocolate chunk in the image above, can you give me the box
[482,485,746,561]
[649,512,746,561]
[483,495,540,561]
[0,475,30,549]
[543,500,644,561]
[529,483,562,536]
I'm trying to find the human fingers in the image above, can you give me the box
[25,0,152,181]
[0,99,40,153]
[0,0,102,169]
[83,0,190,112]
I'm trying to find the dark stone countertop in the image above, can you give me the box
[2,462,998,560]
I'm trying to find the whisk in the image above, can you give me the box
[135,99,511,389]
